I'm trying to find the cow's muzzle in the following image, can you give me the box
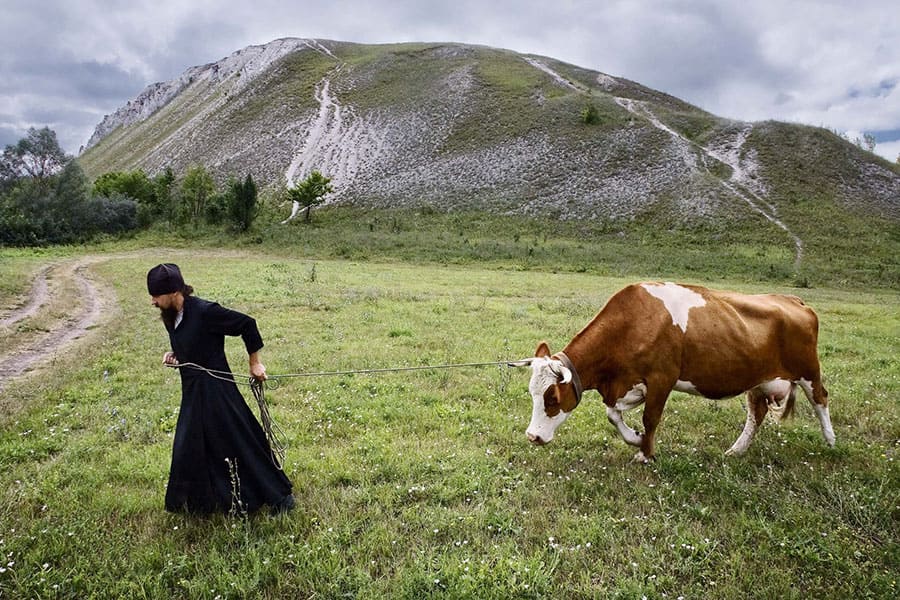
[526,432,548,445]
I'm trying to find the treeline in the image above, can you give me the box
[1,127,260,246]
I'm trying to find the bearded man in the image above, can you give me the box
[148,263,293,515]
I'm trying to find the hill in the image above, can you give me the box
[78,38,899,270]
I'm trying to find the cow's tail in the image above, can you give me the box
[767,384,797,422]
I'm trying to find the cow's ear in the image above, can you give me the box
[535,341,551,358]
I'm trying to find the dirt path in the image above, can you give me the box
[0,249,254,395]
[0,265,51,328]
[522,57,805,269]
[0,257,110,393]
[613,96,805,267]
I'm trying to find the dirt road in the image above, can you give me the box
[0,258,109,393]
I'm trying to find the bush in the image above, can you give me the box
[80,195,139,234]
[581,103,601,125]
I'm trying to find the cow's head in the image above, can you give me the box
[517,342,582,445]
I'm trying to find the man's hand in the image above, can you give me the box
[163,351,179,366]
[249,351,267,381]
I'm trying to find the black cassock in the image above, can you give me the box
[164,295,292,514]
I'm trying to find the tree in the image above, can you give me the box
[56,161,91,208]
[228,173,258,232]
[92,170,155,204]
[284,170,333,223]
[1,127,69,192]
[153,167,176,223]
[180,165,216,222]
[69,163,138,236]
[0,127,144,245]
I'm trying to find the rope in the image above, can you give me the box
[268,360,519,379]
[166,359,521,469]
[169,359,518,383]
[167,362,287,468]
[250,378,287,469]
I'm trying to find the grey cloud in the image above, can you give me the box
[1,0,898,156]
[0,125,22,150]
[142,17,248,83]
[6,56,145,102]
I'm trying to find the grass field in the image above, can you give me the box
[1,231,898,598]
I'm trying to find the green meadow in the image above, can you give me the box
[1,213,898,599]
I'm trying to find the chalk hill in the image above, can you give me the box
[79,38,899,240]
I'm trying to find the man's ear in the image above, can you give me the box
[535,341,551,358]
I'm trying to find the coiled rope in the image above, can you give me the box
[249,378,287,469]
[167,359,522,469]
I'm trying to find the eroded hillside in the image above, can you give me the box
[80,38,900,265]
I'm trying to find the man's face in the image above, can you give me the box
[151,292,177,309]
[153,292,181,329]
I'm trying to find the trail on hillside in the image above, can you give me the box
[523,58,804,268]
[615,97,804,266]
[282,59,389,222]
[302,39,337,59]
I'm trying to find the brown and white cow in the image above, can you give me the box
[518,282,835,462]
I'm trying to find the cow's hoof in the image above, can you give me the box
[632,451,653,464]
[724,446,746,457]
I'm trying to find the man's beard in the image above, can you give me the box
[159,306,179,330]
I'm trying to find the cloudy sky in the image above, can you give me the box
[2,0,898,162]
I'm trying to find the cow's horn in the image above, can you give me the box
[549,360,573,384]
[507,358,535,367]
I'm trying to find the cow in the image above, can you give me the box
[516,282,835,462]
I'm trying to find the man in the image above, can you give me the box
[148,263,294,515]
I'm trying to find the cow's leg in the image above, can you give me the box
[606,406,643,447]
[726,389,769,456]
[606,383,647,448]
[798,374,835,447]
[635,386,670,463]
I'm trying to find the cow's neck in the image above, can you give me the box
[562,329,611,392]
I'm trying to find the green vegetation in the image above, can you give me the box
[3,121,898,289]
[229,174,259,233]
[1,128,268,242]
[0,129,139,245]
[143,204,891,291]
[0,249,897,598]
[581,103,601,125]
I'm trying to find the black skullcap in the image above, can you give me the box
[147,263,185,296]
